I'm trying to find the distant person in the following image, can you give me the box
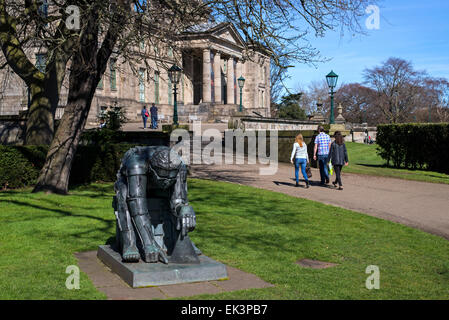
[327,131,349,190]
[150,103,158,129]
[364,129,369,144]
[99,118,106,129]
[313,126,331,185]
[141,105,149,129]
[290,133,310,188]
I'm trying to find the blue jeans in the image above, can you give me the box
[151,116,158,129]
[318,154,329,183]
[142,116,147,128]
[294,158,309,184]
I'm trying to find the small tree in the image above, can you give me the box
[98,107,128,131]
[278,93,307,120]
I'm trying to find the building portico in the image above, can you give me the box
[175,22,270,122]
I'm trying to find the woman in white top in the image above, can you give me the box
[290,133,310,188]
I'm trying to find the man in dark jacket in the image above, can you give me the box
[327,131,349,190]
[150,103,158,129]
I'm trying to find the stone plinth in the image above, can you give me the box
[97,245,228,288]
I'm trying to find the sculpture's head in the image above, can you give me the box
[148,148,181,189]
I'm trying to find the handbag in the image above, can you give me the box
[306,163,312,178]
[145,111,149,117]
[329,161,334,176]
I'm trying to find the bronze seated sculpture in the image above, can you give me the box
[112,146,201,264]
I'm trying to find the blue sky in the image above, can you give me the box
[285,0,449,91]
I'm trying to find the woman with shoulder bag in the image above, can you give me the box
[290,133,310,188]
[327,131,349,190]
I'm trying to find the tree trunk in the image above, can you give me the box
[33,66,97,194]
[25,82,55,145]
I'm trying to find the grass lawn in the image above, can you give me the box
[344,142,449,185]
[0,179,448,299]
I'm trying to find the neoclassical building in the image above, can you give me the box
[0,21,271,125]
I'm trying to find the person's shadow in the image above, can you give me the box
[273,179,331,188]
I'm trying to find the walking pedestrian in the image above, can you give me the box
[313,126,332,185]
[290,133,310,188]
[328,131,349,190]
[150,103,158,129]
[141,105,149,129]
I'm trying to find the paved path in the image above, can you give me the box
[191,162,449,240]
[75,251,273,300]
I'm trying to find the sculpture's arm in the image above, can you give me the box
[170,163,196,236]
[170,163,189,213]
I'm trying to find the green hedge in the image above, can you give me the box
[377,123,449,173]
[0,130,139,189]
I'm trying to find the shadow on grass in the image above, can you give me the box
[1,199,114,241]
[188,180,312,229]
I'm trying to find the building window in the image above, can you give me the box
[168,77,173,105]
[154,71,160,104]
[139,68,145,102]
[110,59,117,90]
[35,54,46,73]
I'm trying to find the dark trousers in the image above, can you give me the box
[334,165,343,186]
[142,116,147,128]
[151,116,158,129]
[318,155,329,183]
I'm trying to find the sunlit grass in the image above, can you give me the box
[0,180,448,299]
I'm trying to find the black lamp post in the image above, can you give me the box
[237,76,245,112]
[326,70,339,124]
[168,64,182,126]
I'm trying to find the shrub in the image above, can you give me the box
[376,123,449,173]
[0,145,48,189]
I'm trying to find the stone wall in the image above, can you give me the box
[344,126,377,143]
[231,116,321,131]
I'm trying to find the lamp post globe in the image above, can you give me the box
[326,70,339,124]
[168,64,182,125]
[238,76,245,113]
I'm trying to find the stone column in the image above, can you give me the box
[202,48,211,103]
[213,51,222,104]
[226,56,235,104]
[236,59,243,79]
[186,54,194,105]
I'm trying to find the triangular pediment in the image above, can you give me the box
[210,23,245,47]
